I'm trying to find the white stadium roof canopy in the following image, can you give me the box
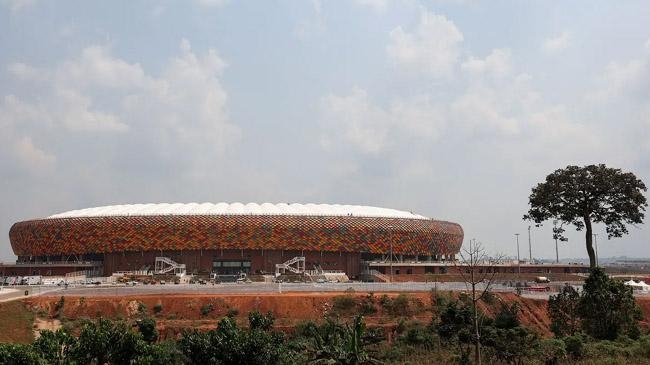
[48,203,429,220]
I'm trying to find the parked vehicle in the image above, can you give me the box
[24,276,42,285]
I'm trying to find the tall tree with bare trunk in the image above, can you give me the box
[524,164,646,268]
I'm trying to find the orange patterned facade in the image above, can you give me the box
[9,214,463,277]
[10,215,463,256]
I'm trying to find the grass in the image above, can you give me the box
[0,300,35,344]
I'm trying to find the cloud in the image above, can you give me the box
[1,38,238,187]
[387,10,463,78]
[542,31,571,53]
[7,62,44,81]
[320,88,391,154]
[13,136,56,172]
[461,48,513,77]
[320,88,445,155]
[587,39,650,102]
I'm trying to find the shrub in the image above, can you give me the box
[153,303,163,315]
[379,294,392,312]
[200,303,214,316]
[399,321,435,350]
[332,294,356,313]
[227,307,239,317]
[548,285,581,337]
[137,302,147,316]
[137,317,159,343]
[563,334,585,359]
[579,268,642,340]
[358,293,377,315]
[538,338,567,365]
[54,296,65,318]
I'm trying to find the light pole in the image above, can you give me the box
[515,233,521,277]
[553,220,559,264]
[593,233,599,267]
[527,226,532,263]
[387,225,394,283]
[390,239,393,283]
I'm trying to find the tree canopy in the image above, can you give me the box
[524,164,647,268]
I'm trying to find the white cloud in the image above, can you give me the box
[13,136,56,172]
[7,62,44,81]
[461,48,512,77]
[387,10,463,78]
[542,31,571,53]
[450,84,520,135]
[320,88,445,154]
[587,40,650,102]
[321,88,391,154]
[1,39,238,182]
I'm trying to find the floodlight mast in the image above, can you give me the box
[515,233,521,278]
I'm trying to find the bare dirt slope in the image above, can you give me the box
[19,293,650,341]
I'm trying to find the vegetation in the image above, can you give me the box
[580,269,642,340]
[0,283,647,364]
[548,285,581,337]
[548,268,642,341]
[153,303,163,315]
[524,164,647,268]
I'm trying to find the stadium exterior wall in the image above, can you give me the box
[9,212,464,277]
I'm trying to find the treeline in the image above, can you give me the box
[1,269,649,364]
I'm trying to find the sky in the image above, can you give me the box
[1,0,649,262]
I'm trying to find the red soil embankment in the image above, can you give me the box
[24,293,650,340]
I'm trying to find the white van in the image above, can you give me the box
[24,276,42,285]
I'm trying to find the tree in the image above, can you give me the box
[454,240,504,365]
[547,285,581,337]
[578,268,642,340]
[436,299,474,365]
[32,328,77,364]
[305,315,381,365]
[524,164,647,268]
[137,318,159,344]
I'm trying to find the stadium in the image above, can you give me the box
[8,203,464,279]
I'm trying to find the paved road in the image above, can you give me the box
[5,282,648,301]
[10,281,521,297]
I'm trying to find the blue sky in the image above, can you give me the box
[1,0,650,261]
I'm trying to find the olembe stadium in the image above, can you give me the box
[7,202,464,280]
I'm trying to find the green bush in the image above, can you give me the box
[538,338,567,365]
[137,302,147,316]
[399,321,435,350]
[358,293,377,315]
[563,334,585,359]
[200,303,214,316]
[153,303,163,315]
[332,294,356,313]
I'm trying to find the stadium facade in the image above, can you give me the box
[8,203,464,278]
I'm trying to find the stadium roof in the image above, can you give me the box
[47,203,429,220]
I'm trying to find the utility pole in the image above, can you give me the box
[390,239,393,283]
[593,233,599,267]
[553,220,559,264]
[515,233,520,278]
[528,226,533,264]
